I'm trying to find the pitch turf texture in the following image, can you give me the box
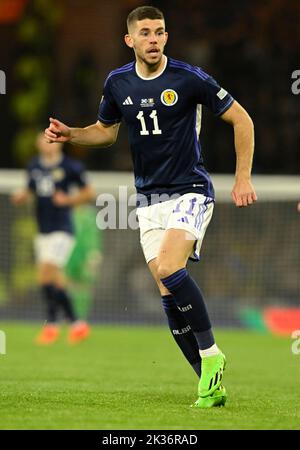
[0,323,299,430]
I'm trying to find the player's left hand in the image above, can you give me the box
[231,178,257,207]
[52,190,71,207]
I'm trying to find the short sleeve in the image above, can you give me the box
[194,71,234,116]
[97,76,122,124]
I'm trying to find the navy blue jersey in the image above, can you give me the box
[98,57,234,206]
[27,155,87,234]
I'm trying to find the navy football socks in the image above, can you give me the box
[161,268,215,350]
[162,294,201,377]
[41,284,57,323]
[53,287,77,322]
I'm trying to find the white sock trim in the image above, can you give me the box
[199,343,221,358]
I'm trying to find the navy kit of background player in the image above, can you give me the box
[45,6,257,407]
[12,133,94,344]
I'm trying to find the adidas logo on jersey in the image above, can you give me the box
[123,96,133,105]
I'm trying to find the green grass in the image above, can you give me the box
[0,322,299,430]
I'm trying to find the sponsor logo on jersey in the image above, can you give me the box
[140,98,155,107]
[160,89,178,106]
[217,88,228,100]
[122,96,133,105]
[51,168,65,182]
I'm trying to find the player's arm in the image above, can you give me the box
[45,118,120,148]
[53,185,95,208]
[220,100,257,207]
[11,189,32,205]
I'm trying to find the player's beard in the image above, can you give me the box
[140,51,163,69]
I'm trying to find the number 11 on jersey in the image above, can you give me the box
[136,110,162,135]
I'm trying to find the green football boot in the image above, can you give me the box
[198,352,226,398]
[191,385,227,409]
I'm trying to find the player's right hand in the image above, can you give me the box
[45,118,71,143]
[11,190,29,205]
[297,202,300,212]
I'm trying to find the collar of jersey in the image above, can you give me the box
[135,55,168,80]
[39,154,63,168]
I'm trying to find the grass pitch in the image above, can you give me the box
[0,322,299,430]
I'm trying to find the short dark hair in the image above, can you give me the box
[127,6,165,31]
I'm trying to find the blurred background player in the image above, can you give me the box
[65,205,103,321]
[11,132,95,344]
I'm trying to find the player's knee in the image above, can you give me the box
[38,263,59,285]
[39,274,54,285]
[157,262,181,280]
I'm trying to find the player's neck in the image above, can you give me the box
[136,54,167,79]
[40,153,63,167]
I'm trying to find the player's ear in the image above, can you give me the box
[124,34,134,49]
[164,32,168,46]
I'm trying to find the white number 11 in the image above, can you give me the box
[136,110,162,135]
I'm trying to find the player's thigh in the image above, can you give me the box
[164,193,214,263]
[137,213,170,294]
[156,228,195,278]
[35,232,75,267]
[137,207,165,264]
[49,232,75,267]
[34,232,74,284]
